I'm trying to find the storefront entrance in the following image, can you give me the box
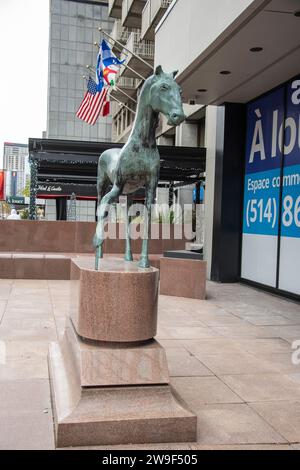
[241,75,300,298]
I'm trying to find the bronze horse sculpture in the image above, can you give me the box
[94,66,185,269]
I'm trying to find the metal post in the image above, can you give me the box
[93,43,147,81]
[82,74,137,108]
[114,86,137,104]
[110,95,136,116]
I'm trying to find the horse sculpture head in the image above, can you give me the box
[149,65,185,126]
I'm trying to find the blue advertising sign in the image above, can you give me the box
[243,87,285,236]
[242,74,300,294]
[280,77,300,239]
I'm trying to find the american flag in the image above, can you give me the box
[76,77,110,125]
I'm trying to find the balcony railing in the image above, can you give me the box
[111,20,141,49]
[119,31,154,79]
[125,31,155,60]
[122,0,147,28]
[117,77,141,89]
[141,0,172,40]
[108,0,123,19]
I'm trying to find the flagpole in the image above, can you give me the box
[85,65,137,105]
[98,26,154,72]
[93,42,147,81]
[114,86,137,104]
[81,74,136,116]
[110,95,136,116]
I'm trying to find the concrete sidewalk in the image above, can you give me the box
[0,279,299,450]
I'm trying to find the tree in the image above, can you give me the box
[22,180,31,198]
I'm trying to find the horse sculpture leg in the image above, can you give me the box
[139,184,155,269]
[94,177,108,270]
[95,184,121,270]
[124,196,133,262]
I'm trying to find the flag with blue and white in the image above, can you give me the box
[96,51,105,92]
[100,39,125,87]
[101,39,125,68]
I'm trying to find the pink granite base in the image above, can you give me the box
[48,320,197,447]
[63,318,169,387]
[70,257,159,342]
[48,258,197,446]
[160,257,207,300]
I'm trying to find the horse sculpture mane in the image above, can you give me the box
[94,65,185,270]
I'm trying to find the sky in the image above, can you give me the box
[0,0,49,166]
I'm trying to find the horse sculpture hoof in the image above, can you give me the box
[138,259,150,269]
[124,254,133,262]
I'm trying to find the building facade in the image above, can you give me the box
[155,0,300,298]
[107,1,204,213]
[3,143,29,197]
[46,0,114,221]
[47,0,113,142]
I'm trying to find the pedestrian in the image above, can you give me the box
[7,209,21,220]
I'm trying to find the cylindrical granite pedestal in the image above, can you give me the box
[48,257,197,447]
[70,257,159,342]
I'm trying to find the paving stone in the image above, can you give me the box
[257,325,300,340]
[5,340,50,359]
[193,404,287,445]
[4,308,53,320]
[158,326,222,340]
[182,338,245,357]
[232,338,292,355]
[198,351,276,376]
[0,411,55,450]
[242,314,300,326]
[222,373,300,402]
[259,354,300,374]
[171,376,243,408]
[250,401,300,443]
[0,379,51,412]
[0,358,49,381]
[165,348,213,377]
[212,325,269,338]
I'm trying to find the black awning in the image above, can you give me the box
[29,138,206,198]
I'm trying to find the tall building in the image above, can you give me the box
[45,0,114,221]
[108,0,168,143]
[47,0,113,142]
[3,143,29,197]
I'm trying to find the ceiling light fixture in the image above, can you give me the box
[220,70,231,75]
[197,89,207,93]
[250,47,263,52]
[294,10,300,17]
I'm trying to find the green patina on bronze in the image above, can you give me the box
[94,66,185,269]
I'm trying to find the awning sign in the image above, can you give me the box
[6,196,25,205]
[37,184,63,194]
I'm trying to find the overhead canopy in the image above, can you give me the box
[155,0,300,105]
[29,138,206,199]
